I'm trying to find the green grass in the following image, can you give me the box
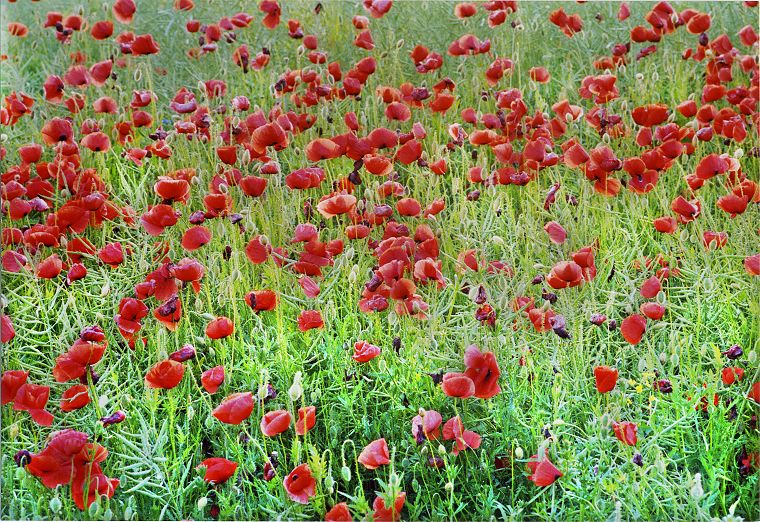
[1,0,759,520]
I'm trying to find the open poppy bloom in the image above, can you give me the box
[358,438,391,469]
[297,310,324,332]
[283,463,316,504]
[442,416,481,455]
[411,409,442,442]
[353,340,381,362]
[22,429,119,510]
[2,370,28,405]
[212,392,254,424]
[201,366,225,394]
[612,421,638,446]
[144,359,185,389]
[12,383,54,426]
[526,449,562,486]
[325,502,352,521]
[60,384,90,411]
[463,344,501,399]
[206,316,234,339]
[197,457,238,484]
[261,409,292,436]
[372,491,406,522]
[441,372,475,398]
[620,314,647,345]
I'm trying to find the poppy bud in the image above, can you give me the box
[197,497,208,510]
[340,465,351,482]
[515,447,524,459]
[656,379,673,393]
[632,453,643,467]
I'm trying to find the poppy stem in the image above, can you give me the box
[87,368,103,419]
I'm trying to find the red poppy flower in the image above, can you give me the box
[41,117,73,146]
[612,421,638,446]
[201,366,225,394]
[53,338,107,382]
[296,406,316,435]
[722,367,745,386]
[441,373,475,398]
[353,340,381,362]
[411,409,442,441]
[462,345,501,399]
[283,463,316,504]
[212,392,254,424]
[526,449,562,486]
[197,457,237,484]
[245,235,271,264]
[747,382,760,404]
[593,366,618,393]
[543,221,567,245]
[154,295,182,331]
[145,359,185,389]
[297,310,324,332]
[529,67,550,83]
[2,370,28,405]
[702,231,728,250]
[620,314,647,345]
[195,457,238,484]
[113,0,136,23]
[317,193,357,219]
[245,290,278,312]
[141,204,180,236]
[71,464,119,510]
[640,275,662,298]
[261,409,292,436]
[325,502,352,521]
[372,491,406,522]
[442,416,481,455]
[359,438,391,469]
[60,384,90,412]
[115,297,149,347]
[206,316,234,339]
[36,253,63,279]
[546,261,583,289]
[631,104,669,127]
[653,216,677,234]
[745,254,760,276]
[13,383,54,426]
[640,302,665,320]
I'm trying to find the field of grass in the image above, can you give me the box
[1,0,759,520]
